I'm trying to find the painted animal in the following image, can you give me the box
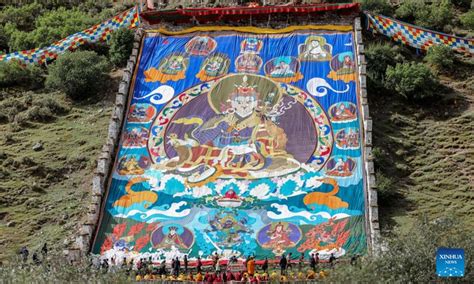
[113,177,157,208]
[297,218,350,252]
[303,178,348,209]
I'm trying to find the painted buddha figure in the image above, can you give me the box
[299,36,331,61]
[167,75,301,181]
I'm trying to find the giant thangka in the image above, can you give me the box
[92,26,367,261]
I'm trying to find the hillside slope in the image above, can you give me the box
[371,57,474,232]
[0,73,120,262]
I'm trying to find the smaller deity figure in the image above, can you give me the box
[124,127,149,148]
[131,106,147,120]
[330,102,357,122]
[144,54,189,83]
[299,36,332,61]
[270,59,294,77]
[264,223,295,255]
[341,55,355,72]
[240,38,263,54]
[151,225,194,251]
[185,36,217,56]
[336,129,360,149]
[328,52,356,82]
[334,158,347,173]
[128,104,156,123]
[207,214,251,246]
[335,104,353,118]
[117,156,149,175]
[325,157,355,177]
[235,54,263,73]
[196,53,230,81]
[163,226,189,249]
[160,55,187,75]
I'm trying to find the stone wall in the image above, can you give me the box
[354,17,381,254]
[63,28,145,262]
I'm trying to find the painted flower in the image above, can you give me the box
[128,223,145,236]
[112,223,127,238]
[146,223,159,232]
[134,234,150,252]
[100,236,113,254]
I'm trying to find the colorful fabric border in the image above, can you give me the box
[366,13,474,54]
[0,6,140,65]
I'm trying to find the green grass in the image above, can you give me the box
[0,83,116,262]
[370,56,474,234]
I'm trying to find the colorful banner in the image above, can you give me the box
[92,27,367,262]
[0,7,140,65]
[366,13,474,54]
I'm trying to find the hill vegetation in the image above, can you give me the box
[0,0,472,281]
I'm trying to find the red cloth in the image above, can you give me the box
[141,3,359,24]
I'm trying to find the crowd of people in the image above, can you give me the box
[98,251,361,282]
[18,244,361,282]
[19,243,48,265]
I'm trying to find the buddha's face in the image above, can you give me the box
[310,40,320,48]
[231,95,257,118]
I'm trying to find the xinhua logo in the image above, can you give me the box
[436,248,465,277]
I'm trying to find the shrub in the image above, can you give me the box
[424,45,455,70]
[109,28,134,67]
[4,7,98,52]
[385,62,439,100]
[395,0,423,21]
[0,61,44,89]
[375,171,395,203]
[329,217,474,282]
[5,29,36,51]
[31,7,98,48]
[358,0,393,15]
[452,0,472,9]
[46,51,111,100]
[15,105,55,125]
[396,0,454,30]
[0,26,9,52]
[36,96,70,115]
[460,10,474,30]
[0,3,43,31]
[365,43,399,85]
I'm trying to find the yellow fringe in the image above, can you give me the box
[147,25,353,35]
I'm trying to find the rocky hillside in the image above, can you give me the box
[0,72,121,261]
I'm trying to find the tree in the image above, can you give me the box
[109,28,135,67]
[424,45,455,71]
[384,62,439,100]
[46,51,111,100]
[0,60,44,89]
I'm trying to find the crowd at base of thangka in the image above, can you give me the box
[96,251,361,282]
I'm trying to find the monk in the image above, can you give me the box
[247,256,256,276]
